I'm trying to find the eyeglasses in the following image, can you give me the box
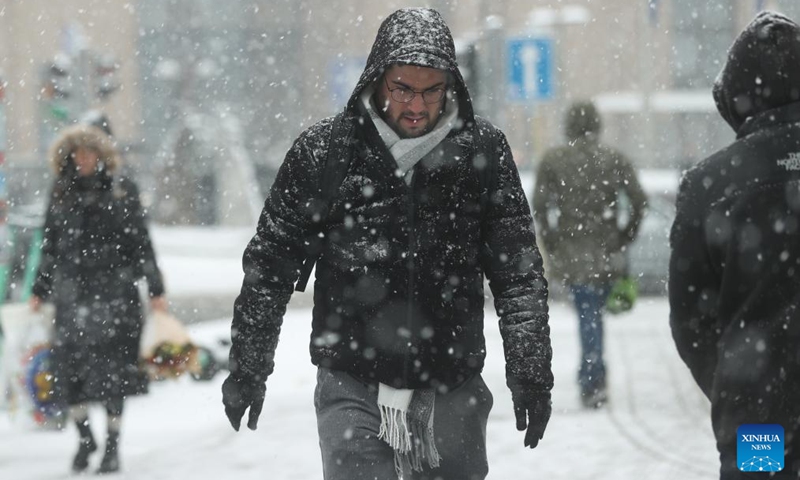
[384,77,447,104]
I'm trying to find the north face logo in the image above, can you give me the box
[777,153,800,171]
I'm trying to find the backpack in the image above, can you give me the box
[294,113,500,292]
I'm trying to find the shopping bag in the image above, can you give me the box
[140,310,199,380]
[0,302,63,429]
[606,276,638,315]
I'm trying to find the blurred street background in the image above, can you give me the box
[2,0,773,188]
[0,0,788,480]
[0,1,794,477]
[0,2,796,299]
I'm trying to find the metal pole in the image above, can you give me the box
[74,48,92,119]
[640,2,655,166]
[481,15,505,126]
[479,0,490,24]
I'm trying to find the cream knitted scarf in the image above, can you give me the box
[377,384,440,477]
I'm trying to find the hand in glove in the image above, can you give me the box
[509,384,552,448]
[222,373,266,431]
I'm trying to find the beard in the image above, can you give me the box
[384,107,446,139]
[373,90,446,138]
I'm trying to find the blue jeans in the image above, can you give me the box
[569,284,609,393]
[314,368,493,480]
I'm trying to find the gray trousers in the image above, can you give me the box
[314,367,493,480]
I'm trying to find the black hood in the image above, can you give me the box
[564,100,601,141]
[713,11,800,133]
[345,8,474,123]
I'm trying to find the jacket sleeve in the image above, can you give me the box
[32,195,59,300]
[668,171,719,399]
[483,130,553,392]
[228,129,323,382]
[121,179,165,298]
[617,153,648,245]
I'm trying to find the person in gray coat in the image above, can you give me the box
[534,101,646,409]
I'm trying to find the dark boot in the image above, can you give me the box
[72,420,97,473]
[96,431,120,475]
[580,380,609,409]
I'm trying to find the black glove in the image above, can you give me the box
[509,383,551,448]
[222,373,266,431]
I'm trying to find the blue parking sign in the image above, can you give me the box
[507,37,554,102]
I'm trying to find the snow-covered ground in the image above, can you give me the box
[0,299,718,480]
[149,226,251,297]
[0,227,719,479]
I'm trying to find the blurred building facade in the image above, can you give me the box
[0,0,797,225]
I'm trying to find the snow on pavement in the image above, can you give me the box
[0,296,718,480]
[148,226,250,297]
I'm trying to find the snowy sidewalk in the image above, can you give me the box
[0,296,718,479]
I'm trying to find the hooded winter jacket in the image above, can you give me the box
[669,11,800,475]
[230,8,553,393]
[33,125,164,403]
[533,101,647,286]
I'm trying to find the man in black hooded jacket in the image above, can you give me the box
[221,8,553,480]
[669,11,800,479]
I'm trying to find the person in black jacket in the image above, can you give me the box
[222,7,553,480]
[30,125,166,474]
[669,11,800,479]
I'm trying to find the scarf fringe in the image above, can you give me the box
[378,403,441,478]
[378,405,412,452]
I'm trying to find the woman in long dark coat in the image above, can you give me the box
[30,124,166,474]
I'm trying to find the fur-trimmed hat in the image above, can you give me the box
[49,124,121,176]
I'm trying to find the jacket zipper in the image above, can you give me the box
[404,170,417,386]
